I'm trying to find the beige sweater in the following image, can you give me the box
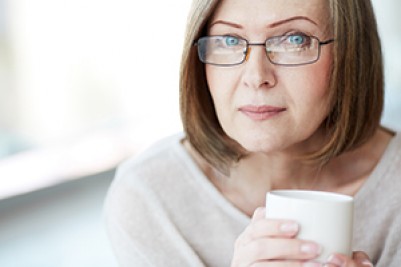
[104,132,401,267]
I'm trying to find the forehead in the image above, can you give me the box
[210,0,330,28]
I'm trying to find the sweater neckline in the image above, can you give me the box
[172,131,400,219]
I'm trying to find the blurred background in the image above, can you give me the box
[0,0,399,266]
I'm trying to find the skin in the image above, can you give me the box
[231,208,375,267]
[206,0,333,155]
[184,0,393,266]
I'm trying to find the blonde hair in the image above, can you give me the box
[179,0,384,174]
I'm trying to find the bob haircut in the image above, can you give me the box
[180,0,384,174]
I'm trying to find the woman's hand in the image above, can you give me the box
[231,207,322,267]
[231,207,375,267]
[324,251,374,267]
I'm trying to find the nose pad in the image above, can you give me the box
[245,47,252,62]
[242,45,276,89]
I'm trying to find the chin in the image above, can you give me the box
[244,144,282,154]
[236,135,286,154]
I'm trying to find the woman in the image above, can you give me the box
[104,0,401,266]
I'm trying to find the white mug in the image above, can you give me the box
[265,190,354,263]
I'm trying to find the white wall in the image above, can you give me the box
[6,0,190,145]
[372,0,401,130]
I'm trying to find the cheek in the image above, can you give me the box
[310,60,333,108]
[205,67,225,123]
[281,55,333,128]
[205,66,217,96]
[297,52,333,104]
[205,66,238,108]
[205,66,243,138]
[299,72,331,104]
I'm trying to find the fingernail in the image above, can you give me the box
[252,207,265,218]
[303,261,323,267]
[301,242,322,254]
[326,254,345,266]
[361,259,374,267]
[280,222,298,233]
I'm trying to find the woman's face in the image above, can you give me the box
[206,0,333,154]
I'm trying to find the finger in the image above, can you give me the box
[251,261,323,267]
[353,251,374,267]
[325,252,374,267]
[250,219,299,240]
[250,207,299,239]
[325,253,350,267]
[244,238,322,261]
[239,219,299,246]
[252,207,267,222]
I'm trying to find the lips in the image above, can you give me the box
[238,105,286,121]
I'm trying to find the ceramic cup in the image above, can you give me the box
[265,190,354,263]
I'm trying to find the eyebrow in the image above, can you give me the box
[209,16,318,29]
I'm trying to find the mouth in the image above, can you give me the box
[238,105,287,121]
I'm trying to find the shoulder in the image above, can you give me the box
[353,132,401,263]
[359,131,401,198]
[114,132,187,186]
[391,131,401,153]
[103,133,210,266]
[354,130,401,219]
[382,131,401,171]
[104,132,200,208]
[103,132,193,221]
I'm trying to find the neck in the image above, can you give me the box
[183,128,393,217]
[225,128,393,192]
[227,152,322,192]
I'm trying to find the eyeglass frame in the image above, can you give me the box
[194,34,335,67]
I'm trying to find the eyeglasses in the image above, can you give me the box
[195,34,334,67]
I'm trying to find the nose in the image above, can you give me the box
[241,45,277,89]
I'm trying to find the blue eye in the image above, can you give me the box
[288,35,306,45]
[225,36,240,46]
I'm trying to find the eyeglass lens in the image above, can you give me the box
[196,35,326,66]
